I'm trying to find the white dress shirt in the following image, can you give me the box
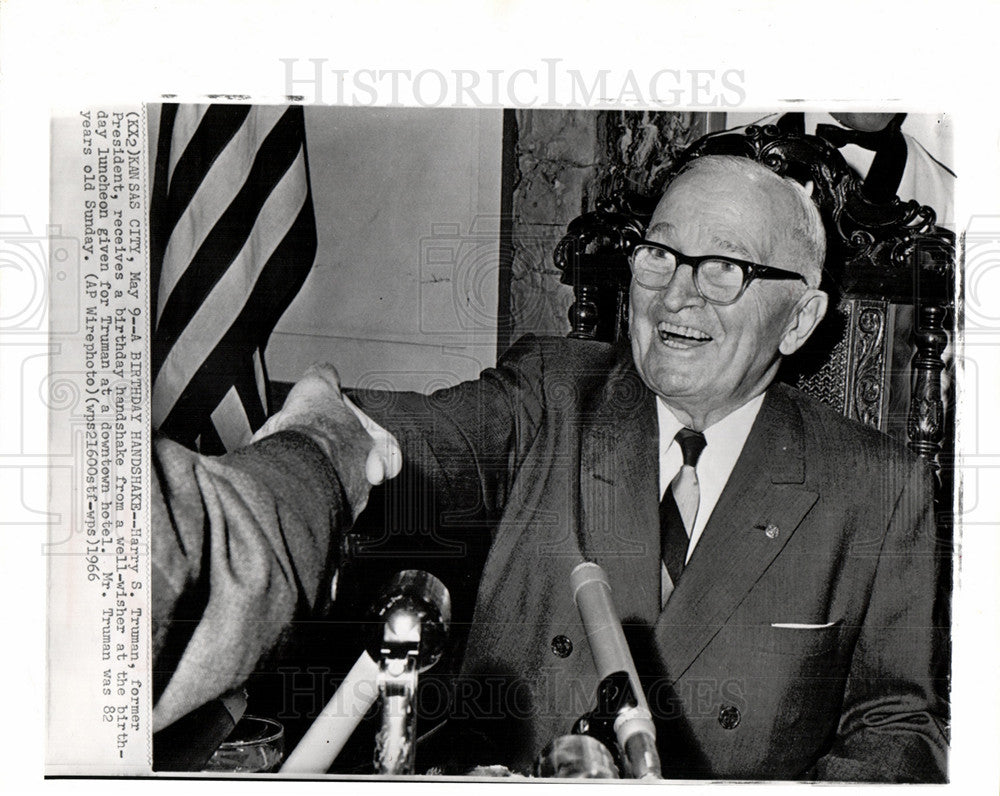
[656,391,766,565]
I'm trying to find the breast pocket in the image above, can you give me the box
[708,620,851,743]
[759,620,844,657]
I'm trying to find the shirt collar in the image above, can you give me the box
[655,391,768,566]
[656,391,767,458]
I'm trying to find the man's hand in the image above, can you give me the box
[252,364,402,518]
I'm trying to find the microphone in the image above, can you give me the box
[369,570,451,774]
[280,570,450,774]
[570,562,661,780]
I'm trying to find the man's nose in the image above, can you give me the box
[656,264,704,311]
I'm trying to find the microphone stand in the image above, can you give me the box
[280,570,450,775]
[371,571,449,774]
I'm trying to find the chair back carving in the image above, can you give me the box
[553,125,955,478]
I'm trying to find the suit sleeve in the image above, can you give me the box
[348,335,547,523]
[151,431,351,733]
[813,460,949,782]
[151,336,549,733]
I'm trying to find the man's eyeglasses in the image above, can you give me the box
[629,240,807,305]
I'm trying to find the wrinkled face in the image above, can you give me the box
[629,167,811,423]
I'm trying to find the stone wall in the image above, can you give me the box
[507,111,712,343]
[594,111,710,200]
[508,110,598,340]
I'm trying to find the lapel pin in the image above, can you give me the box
[754,523,780,539]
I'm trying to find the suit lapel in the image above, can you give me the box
[653,385,819,681]
[578,354,661,626]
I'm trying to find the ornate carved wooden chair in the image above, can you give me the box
[553,125,955,517]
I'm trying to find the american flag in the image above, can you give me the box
[150,104,317,453]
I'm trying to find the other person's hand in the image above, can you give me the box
[253,364,402,518]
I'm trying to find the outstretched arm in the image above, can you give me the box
[152,365,401,732]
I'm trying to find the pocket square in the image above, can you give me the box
[770,621,837,629]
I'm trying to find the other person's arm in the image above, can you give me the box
[152,365,400,732]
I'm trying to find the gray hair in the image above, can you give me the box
[672,155,826,288]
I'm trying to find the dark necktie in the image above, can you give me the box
[660,428,707,588]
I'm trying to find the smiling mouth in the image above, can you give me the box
[657,321,713,348]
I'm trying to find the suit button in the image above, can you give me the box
[551,635,573,658]
[718,704,741,730]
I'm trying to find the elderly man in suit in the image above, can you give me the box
[152,154,948,781]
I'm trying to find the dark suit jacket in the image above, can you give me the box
[351,334,948,781]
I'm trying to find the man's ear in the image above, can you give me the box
[779,289,828,355]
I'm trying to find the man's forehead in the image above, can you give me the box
[646,220,755,258]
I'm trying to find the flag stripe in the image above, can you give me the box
[210,385,254,451]
[167,104,212,190]
[156,199,317,447]
[149,103,179,316]
[153,108,309,368]
[152,147,310,427]
[162,105,253,228]
[151,103,317,453]
[235,363,268,432]
[156,105,286,319]
[252,348,268,412]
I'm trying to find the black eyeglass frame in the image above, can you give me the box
[628,239,808,305]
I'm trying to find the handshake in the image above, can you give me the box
[253,364,403,519]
